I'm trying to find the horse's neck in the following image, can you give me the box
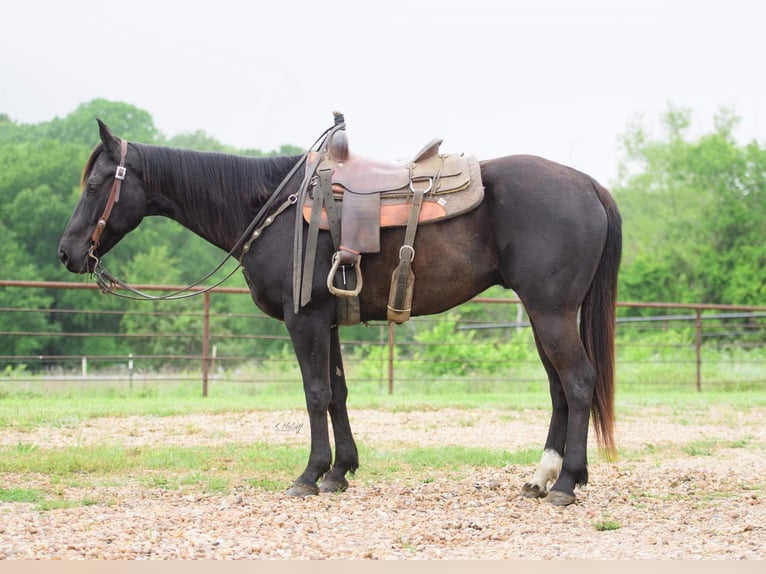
[142,147,263,252]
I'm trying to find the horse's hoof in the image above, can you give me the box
[319,476,349,493]
[285,481,319,497]
[544,489,576,506]
[520,482,547,499]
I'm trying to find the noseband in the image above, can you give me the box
[88,139,128,263]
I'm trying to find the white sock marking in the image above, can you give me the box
[529,449,563,493]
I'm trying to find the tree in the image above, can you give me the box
[0,222,58,358]
[614,105,766,305]
[165,130,232,152]
[42,99,158,146]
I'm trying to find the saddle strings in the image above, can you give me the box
[93,119,346,301]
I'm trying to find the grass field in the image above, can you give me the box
[2,376,765,422]
[0,379,764,505]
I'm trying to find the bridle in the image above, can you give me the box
[87,117,346,301]
[87,139,128,265]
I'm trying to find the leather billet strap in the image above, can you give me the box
[91,139,129,248]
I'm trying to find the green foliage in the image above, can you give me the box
[42,99,159,146]
[615,105,766,306]
[165,130,231,152]
[0,222,59,357]
[407,312,536,377]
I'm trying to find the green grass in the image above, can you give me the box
[1,376,764,432]
[0,441,526,479]
[681,439,717,456]
[593,517,621,531]
[0,487,44,504]
[0,378,555,432]
[0,440,534,504]
[616,435,758,464]
[0,487,98,511]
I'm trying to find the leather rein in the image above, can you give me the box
[88,121,342,301]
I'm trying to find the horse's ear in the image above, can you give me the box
[97,118,123,161]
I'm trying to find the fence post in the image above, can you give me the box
[388,322,395,395]
[695,307,702,392]
[202,291,211,397]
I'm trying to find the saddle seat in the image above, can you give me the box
[325,133,443,195]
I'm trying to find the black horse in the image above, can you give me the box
[58,119,621,505]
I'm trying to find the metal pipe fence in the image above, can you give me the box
[1,280,765,394]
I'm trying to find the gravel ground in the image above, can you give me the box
[0,405,764,559]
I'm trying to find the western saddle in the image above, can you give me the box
[294,113,483,324]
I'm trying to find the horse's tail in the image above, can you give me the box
[581,181,622,460]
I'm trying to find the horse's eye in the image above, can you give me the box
[86,181,100,195]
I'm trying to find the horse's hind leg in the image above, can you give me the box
[319,325,359,493]
[524,309,596,505]
[521,326,566,499]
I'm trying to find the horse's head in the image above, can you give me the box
[58,120,147,273]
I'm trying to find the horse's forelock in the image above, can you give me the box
[80,143,105,188]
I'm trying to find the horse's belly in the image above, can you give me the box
[357,207,500,320]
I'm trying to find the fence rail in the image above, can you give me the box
[1,280,765,394]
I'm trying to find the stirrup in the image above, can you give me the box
[327,252,363,297]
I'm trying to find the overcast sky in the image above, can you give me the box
[2,0,764,185]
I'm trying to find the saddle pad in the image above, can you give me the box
[302,155,483,230]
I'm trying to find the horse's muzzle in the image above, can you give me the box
[58,246,95,274]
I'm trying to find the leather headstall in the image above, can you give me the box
[90,139,129,254]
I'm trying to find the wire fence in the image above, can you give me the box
[1,280,765,394]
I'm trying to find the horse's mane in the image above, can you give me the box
[140,144,302,246]
[135,143,300,203]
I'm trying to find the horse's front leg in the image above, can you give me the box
[319,325,359,493]
[284,309,334,496]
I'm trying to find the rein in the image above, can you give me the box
[90,119,346,301]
